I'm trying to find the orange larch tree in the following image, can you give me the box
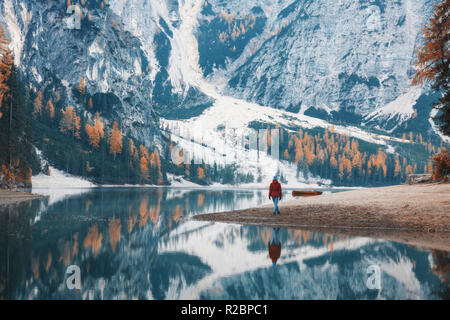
[33,91,43,118]
[0,24,12,117]
[109,121,123,158]
[197,167,205,180]
[150,148,163,184]
[59,106,80,139]
[85,112,104,148]
[46,99,55,120]
[128,138,137,158]
[78,77,86,96]
[139,145,150,180]
[85,124,100,148]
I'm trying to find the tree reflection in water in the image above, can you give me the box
[431,250,450,299]
[0,188,448,300]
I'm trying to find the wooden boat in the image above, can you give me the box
[292,190,323,197]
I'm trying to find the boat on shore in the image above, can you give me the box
[292,190,323,197]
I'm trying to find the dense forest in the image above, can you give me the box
[165,120,449,187]
[261,123,446,187]
[0,28,39,187]
[32,84,167,185]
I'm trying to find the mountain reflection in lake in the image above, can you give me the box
[0,188,448,300]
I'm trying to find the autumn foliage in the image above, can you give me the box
[197,167,205,180]
[280,126,428,185]
[139,145,150,180]
[431,148,450,182]
[85,112,104,148]
[33,91,43,118]
[59,106,81,138]
[0,160,32,183]
[150,148,163,184]
[412,0,450,135]
[109,121,123,157]
[0,24,12,117]
[45,99,55,119]
[78,77,86,96]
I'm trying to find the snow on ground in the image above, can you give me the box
[166,173,202,188]
[32,166,95,189]
[32,166,96,206]
[165,122,330,187]
[33,149,96,206]
[168,173,332,190]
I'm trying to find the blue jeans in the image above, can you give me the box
[270,228,280,245]
[272,197,279,213]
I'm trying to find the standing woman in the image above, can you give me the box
[269,176,282,215]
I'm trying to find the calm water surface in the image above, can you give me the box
[0,188,448,300]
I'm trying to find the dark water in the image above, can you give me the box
[0,188,448,300]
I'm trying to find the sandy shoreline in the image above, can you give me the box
[0,189,46,206]
[194,184,450,251]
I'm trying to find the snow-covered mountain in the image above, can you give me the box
[3,0,437,133]
[2,0,446,185]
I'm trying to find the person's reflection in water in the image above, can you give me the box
[268,227,281,267]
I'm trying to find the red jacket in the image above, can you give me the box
[268,243,281,263]
[269,180,282,199]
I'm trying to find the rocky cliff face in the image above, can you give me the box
[201,0,433,122]
[111,0,436,131]
[2,0,154,146]
[1,0,212,147]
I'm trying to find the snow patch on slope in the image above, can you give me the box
[33,149,96,205]
[167,0,204,95]
[2,0,32,66]
[429,108,450,144]
[363,86,422,128]
[32,167,95,189]
[166,173,202,188]
[32,167,95,206]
